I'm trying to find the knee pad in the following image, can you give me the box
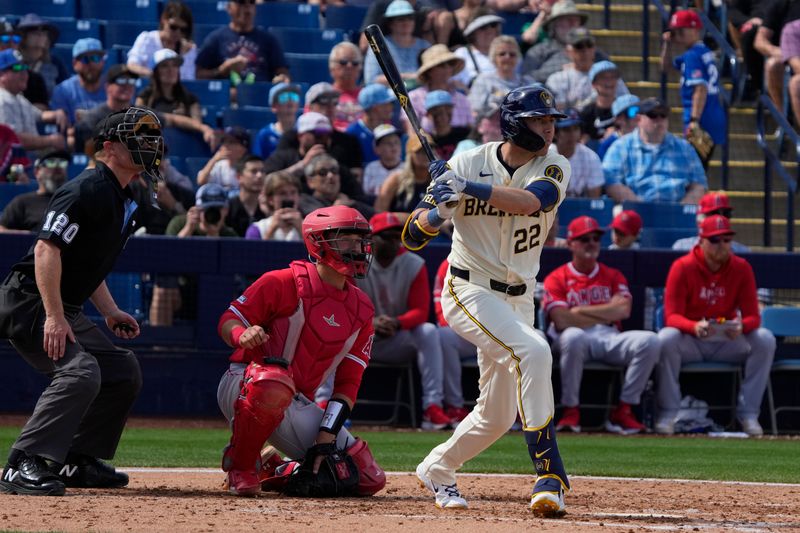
[222,362,296,473]
[346,438,386,496]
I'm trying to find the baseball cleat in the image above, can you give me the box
[416,463,468,509]
[530,477,567,518]
[224,469,260,497]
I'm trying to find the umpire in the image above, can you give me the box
[0,107,164,496]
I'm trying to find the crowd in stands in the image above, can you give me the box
[0,0,784,434]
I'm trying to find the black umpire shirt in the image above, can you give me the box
[0,192,53,231]
[9,161,139,307]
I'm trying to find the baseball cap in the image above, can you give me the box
[373,123,400,144]
[72,37,104,59]
[196,183,228,209]
[425,89,453,111]
[612,94,640,118]
[589,60,619,83]
[304,81,340,107]
[106,64,138,84]
[221,126,251,148]
[699,214,735,238]
[35,148,70,167]
[567,216,605,240]
[669,9,702,31]
[0,49,23,71]
[462,14,504,38]
[698,191,733,215]
[556,107,581,129]
[369,211,404,234]
[610,210,643,236]
[268,82,301,106]
[297,111,332,135]
[358,83,394,111]
[150,48,183,70]
[566,27,595,46]
[638,97,669,115]
[384,0,415,19]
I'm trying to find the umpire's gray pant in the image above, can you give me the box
[554,325,661,407]
[656,327,776,420]
[9,311,142,464]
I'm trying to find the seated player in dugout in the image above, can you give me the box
[215,205,386,498]
[402,85,573,517]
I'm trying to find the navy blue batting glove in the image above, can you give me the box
[428,159,450,180]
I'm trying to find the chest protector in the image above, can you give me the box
[263,261,372,398]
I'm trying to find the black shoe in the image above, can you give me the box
[52,455,129,488]
[0,455,66,496]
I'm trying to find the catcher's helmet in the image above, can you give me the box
[500,85,566,153]
[94,106,164,184]
[303,206,373,279]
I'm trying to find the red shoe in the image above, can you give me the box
[444,405,469,427]
[607,402,645,434]
[556,406,581,433]
[422,404,451,430]
[224,469,260,496]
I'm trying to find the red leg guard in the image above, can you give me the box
[222,362,295,473]
[346,438,386,496]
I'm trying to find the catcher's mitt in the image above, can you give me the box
[283,442,359,497]
[685,121,714,161]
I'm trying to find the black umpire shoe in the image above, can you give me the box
[0,455,66,496]
[52,454,129,488]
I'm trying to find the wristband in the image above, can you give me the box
[230,325,246,348]
[426,208,445,228]
[319,398,351,435]
[463,181,492,201]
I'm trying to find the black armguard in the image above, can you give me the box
[319,398,351,435]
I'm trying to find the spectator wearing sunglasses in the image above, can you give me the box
[329,42,365,132]
[346,83,397,165]
[1,21,48,112]
[127,1,198,81]
[0,148,69,233]
[671,191,750,253]
[657,215,775,436]
[597,94,639,160]
[467,35,530,117]
[50,39,108,125]
[543,215,661,435]
[0,49,68,152]
[602,97,707,204]
[16,13,68,98]
[254,82,301,160]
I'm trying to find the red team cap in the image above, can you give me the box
[699,214,736,238]
[669,9,702,30]
[369,211,405,234]
[567,216,605,240]
[698,191,733,215]
[610,210,643,236]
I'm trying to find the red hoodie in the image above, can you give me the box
[664,245,760,335]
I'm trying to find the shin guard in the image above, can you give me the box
[346,438,386,496]
[524,420,570,491]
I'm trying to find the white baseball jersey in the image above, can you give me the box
[446,142,572,285]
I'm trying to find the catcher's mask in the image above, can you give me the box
[302,206,373,279]
[94,106,164,184]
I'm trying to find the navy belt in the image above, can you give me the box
[450,266,527,297]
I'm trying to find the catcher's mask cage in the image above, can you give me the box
[303,206,373,279]
[96,106,164,185]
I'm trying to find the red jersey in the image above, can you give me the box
[218,261,375,402]
[542,262,632,330]
[664,246,760,334]
[433,258,449,327]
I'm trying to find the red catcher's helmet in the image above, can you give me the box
[302,206,373,278]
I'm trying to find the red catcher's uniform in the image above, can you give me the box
[664,246,760,334]
[219,260,375,402]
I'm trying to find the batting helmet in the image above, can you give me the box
[303,206,373,279]
[500,85,566,153]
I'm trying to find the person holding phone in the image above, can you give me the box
[245,171,303,241]
[225,155,267,237]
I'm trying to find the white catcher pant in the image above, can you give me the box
[419,274,554,486]
[217,363,356,460]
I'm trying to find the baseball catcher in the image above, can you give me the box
[216,206,385,498]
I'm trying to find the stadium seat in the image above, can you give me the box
[182,0,229,25]
[284,52,331,84]
[109,44,131,66]
[496,10,534,37]
[323,4,368,34]
[68,154,90,179]
[268,27,344,54]
[79,0,158,22]
[350,356,417,427]
[194,23,219,48]
[103,21,151,50]
[162,128,212,159]
[0,182,38,211]
[255,2,320,30]
[558,197,614,227]
[185,156,210,185]
[182,79,231,108]
[761,306,800,435]
[0,0,76,18]
[622,201,698,229]
[236,81,309,107]
[168,155,188,177]
[45,17,101,46]
[51,43,75,71]
[638,227,697,248]
[199,105,221,128]
[222,106,275,131]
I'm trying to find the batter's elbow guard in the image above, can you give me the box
[401,210,438,251]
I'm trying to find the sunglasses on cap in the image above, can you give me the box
[0,34,21,45]
[707,235,733,244]
[336,59,361,67]
[577,234,601,243]
[645,111,668,120]
[277,92,300,104]
[112,76,138,86]
[38,158,69,170]
[77,53,105,65]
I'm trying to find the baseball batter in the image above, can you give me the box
[402,85,572,517]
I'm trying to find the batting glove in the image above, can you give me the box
[433,171,467,194]
[428,159,450,180]
[431,182,460,205]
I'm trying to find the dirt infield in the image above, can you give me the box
[1,470,799,532]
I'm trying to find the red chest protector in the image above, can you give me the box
[263,261,372,398]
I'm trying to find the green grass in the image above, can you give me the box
[2,426,798,483]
